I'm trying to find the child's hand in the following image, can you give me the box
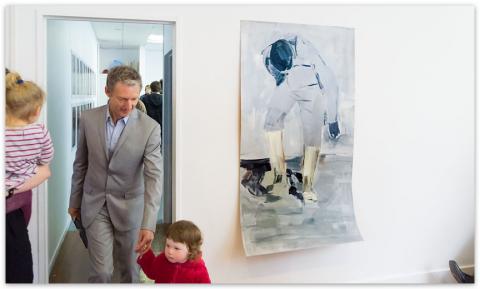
[137,250,146,258]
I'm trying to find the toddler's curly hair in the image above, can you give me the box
[166,220,203,260]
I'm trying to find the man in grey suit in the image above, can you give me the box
[68,66,162,283]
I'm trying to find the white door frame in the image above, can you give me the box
[5,5,180,283]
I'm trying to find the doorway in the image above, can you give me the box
[45,18,174,283]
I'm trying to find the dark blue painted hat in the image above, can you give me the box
[269,39,293,72]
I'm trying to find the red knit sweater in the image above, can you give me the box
[137,249,211,283]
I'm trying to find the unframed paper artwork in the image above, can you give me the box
[240,21,362,256]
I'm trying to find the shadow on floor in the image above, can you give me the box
[49,223,169,283]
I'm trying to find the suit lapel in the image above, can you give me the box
[111,108,138,160]
[98,105,110,161]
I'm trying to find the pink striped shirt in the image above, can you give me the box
[5,123,54,190]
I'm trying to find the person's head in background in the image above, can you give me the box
[105,65,142,122]
[6,70,46,126]
[150,81,161,94]
[164,220,203,264]
[144,84,151,95]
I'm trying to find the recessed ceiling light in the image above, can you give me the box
[147,34,163,44]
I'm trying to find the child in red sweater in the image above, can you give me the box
[137,220,211,283]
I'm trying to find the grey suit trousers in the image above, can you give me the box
[85,204,140,283]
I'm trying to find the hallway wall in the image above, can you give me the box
[46,19,98,268]
[5,5,475,283]
[99,48,138,73]
[141,43,164,87]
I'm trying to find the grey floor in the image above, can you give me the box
[49,223,169,283]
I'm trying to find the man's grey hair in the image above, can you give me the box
[106,66,142,92]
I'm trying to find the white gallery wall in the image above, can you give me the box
[46,19,98,270]
[4,5,474,283]
[142,43,164,87]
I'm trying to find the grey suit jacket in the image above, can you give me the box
[69,105,162,232]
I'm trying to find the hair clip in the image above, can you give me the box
[16,79,24,84]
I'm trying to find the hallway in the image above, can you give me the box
[49,223,169,283]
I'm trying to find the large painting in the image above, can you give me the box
[240,21,362,256]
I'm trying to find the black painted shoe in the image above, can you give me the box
[242,178,267,196]
[449,260,474,283]
[288,185,304,203]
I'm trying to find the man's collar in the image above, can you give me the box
[106,106,129,125]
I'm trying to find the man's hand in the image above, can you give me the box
[68,207,80,220]
[135,229,154,255]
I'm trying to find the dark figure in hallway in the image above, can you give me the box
[68,66,163,283]
[142,80,163,127]
[5,70,54,283]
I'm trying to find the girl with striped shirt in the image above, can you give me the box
[5,70,53,283]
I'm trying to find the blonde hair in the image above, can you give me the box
[145,85,151,94]
[166,220,203,260]
[6,71,45,122]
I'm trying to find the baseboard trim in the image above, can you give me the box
[356,265,475,284]
[48,218,71,273]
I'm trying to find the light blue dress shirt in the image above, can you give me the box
[105,108,129,158]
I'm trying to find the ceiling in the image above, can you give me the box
[90,21,164,49]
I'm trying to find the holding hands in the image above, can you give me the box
[135,229,154,255]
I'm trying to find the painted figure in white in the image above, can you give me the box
[262,35,340,202]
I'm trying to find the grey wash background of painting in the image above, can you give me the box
[240,21,361,256]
